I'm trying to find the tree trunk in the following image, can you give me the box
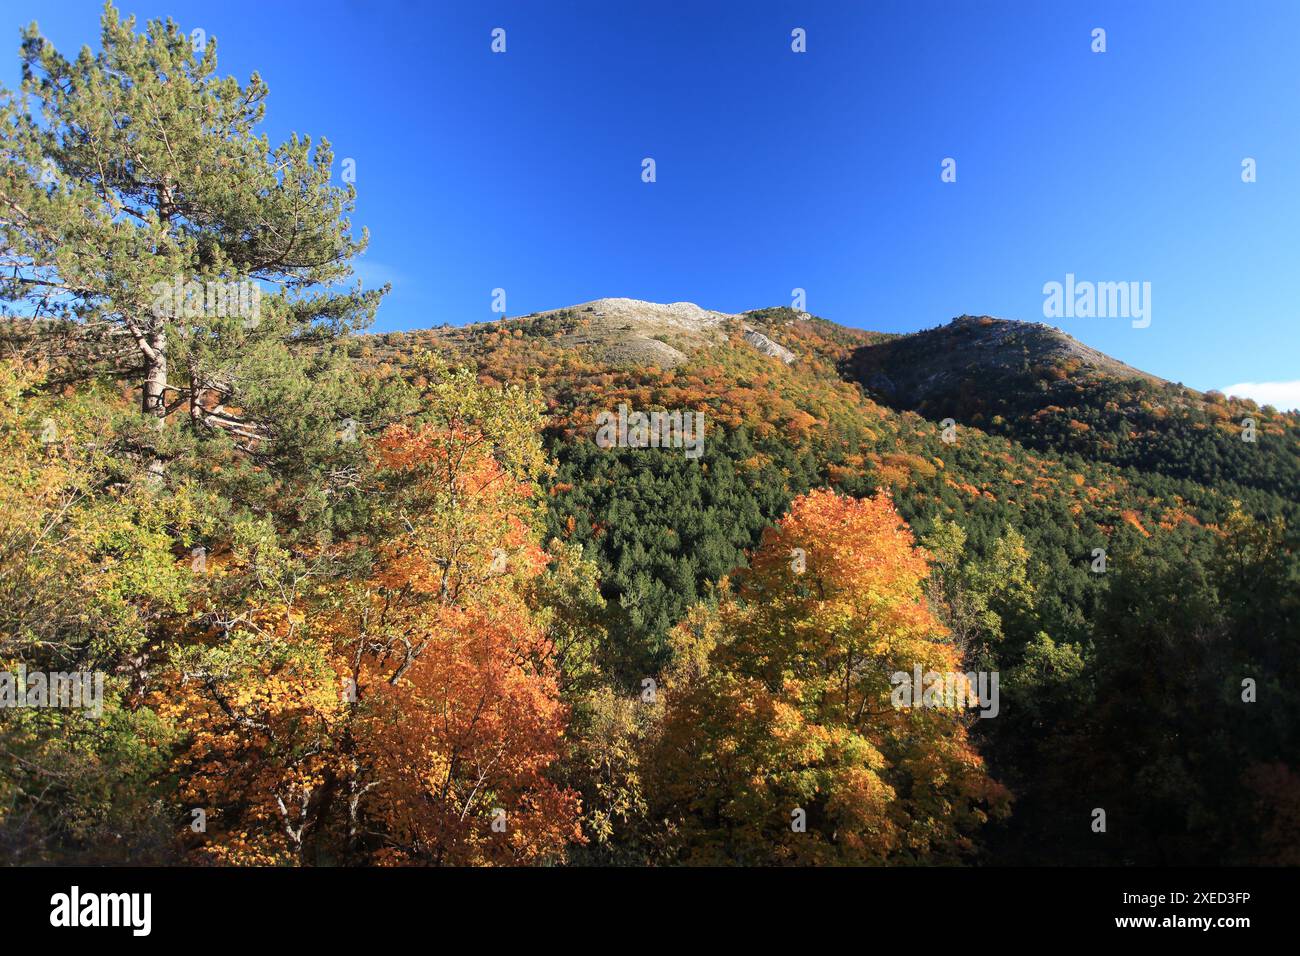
[142,324,167,480]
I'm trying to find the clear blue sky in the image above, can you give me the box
[4,0,1298,403]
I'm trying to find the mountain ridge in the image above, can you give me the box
[360,296,1300,515]
[371,298,1182,401]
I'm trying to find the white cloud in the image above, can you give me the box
[332,259,403,290]
[1220,380,1300,412]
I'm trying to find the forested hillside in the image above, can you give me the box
[2,7,1296,868]
[849,315,1300,510]
[359,300,1300,865]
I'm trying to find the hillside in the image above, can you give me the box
[6,288,1298,867]
[847,314,1162,410]
[5,4,1297,877]
[361,302,1300,523]
[357,301,1300,661]
[378,297,808,370]
[348,300,1300,864]
[845,315,1300,504]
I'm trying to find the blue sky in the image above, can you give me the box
[4,1,1298,405]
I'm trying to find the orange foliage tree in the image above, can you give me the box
[650,489,1010,864]
[161,363,581,865]
[336,424,580,865]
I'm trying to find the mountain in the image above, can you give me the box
[10,290,1300,867]
[361,301,1300,519]
[353,300,1300,860]
[397,297,801,370]
[847,314,1163,412]
[360,302,1300,654]
[366,301,1299,513]
[7,1,1296,872]
[845,314,1300,504]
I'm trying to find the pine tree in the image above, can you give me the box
[0,3,384,481]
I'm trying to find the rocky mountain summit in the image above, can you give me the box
[847,314,1165,413]
[524,297,798,367]
[427,297,800,369]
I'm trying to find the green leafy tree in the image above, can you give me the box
[0,3,385,490]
